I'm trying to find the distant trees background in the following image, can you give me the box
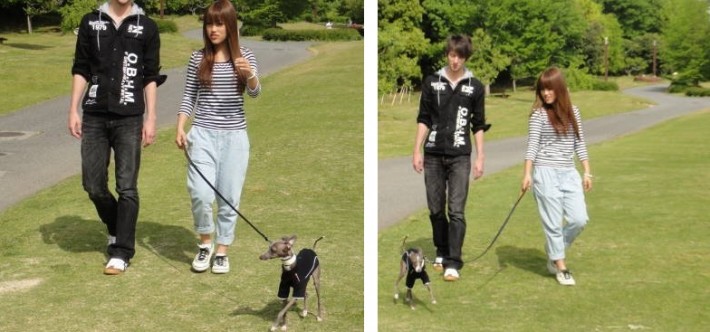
[378,0,710,94]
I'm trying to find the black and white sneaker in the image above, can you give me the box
[556,269,576,286]
[211,255,230,274]
[192,243,213,272]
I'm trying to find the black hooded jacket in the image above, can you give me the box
[417,68,490,156]
[71,3,166,116]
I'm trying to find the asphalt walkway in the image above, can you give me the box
[0,36,312,212]
[378,84,710,230]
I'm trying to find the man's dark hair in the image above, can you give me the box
[445,34,473,60]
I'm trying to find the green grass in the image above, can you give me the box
[0,41,364,332]
[378,88,655,158]
[379,109,710,331]
[0,18,203,116]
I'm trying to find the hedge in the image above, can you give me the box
[262,28,362,41]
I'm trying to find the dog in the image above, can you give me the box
[394,236,436,310]
[259,235,323,331]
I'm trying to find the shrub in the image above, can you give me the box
[591,80,619,91]
[155,19,178,33]
[685,87,710,97]
[241,24,275,37]
[262,28,362,41]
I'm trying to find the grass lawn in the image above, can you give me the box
[378,86,656,158]
[0,15,203,116]
[378,108,710,331]
[0,41,363,331]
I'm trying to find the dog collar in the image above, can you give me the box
[281,255,296,270]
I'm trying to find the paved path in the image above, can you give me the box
[378,84,710,230]
[0,34,312,212]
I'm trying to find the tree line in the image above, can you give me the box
[378,0,710,95]
[0,0,364,35]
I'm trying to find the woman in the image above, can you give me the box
[176,0,261,274]
[521,67,592,286]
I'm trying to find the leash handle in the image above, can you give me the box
[468,188,527,263]
[183,148,270,243]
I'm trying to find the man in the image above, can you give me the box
[412,34,490,281]
[68,0,166,275]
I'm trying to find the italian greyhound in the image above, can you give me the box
[259,235,323,332]
[394,236,436,310]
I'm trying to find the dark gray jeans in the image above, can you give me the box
[81,113,143,261]
[424,153,471,270]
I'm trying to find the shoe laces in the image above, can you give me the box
[197,247,210,261]
[214,255,227,266]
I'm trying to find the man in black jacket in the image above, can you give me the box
[412,34,490,281]
[68,0,166,275]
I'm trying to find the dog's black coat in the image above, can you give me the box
[402,250,430,288]
[278,249,319,299]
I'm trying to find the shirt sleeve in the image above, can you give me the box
[572,106,589,161]
[178,51,201,117]
[416,77,433,128]
[242,48,261,97]
[71,15,91,81]
[525,109,544,161]
[470,81,491,134]
[142,21,166,87]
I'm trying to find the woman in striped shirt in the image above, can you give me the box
[175,0,261,274]
[521,67,592,286]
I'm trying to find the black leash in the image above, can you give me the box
[183,148,270,243]
[468,188,528,263]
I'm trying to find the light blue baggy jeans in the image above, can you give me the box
[187,126,249,246]
[532,166,589,261]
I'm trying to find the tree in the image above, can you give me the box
[661,0,710,85]
[378,0,428,95]
[597,0,664,39]
[12,0,61,34]
[467,28,510,96]
[59,0,99,32]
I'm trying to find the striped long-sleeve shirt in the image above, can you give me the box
[525,106,589,168]
[178,48,261,130]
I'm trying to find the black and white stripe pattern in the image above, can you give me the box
[525,106,589,168]
[179,48,261,130]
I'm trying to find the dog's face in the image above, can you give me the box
[407,248,425,273]
[259,235,297,260]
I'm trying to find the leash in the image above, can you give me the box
[467,188,528,263]
[183,148,270,243]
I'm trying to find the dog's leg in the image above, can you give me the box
[272,299,296,332]
[301,289,309,318]
[425,283,436,304]
[394,261,406,301]
[315,266,323,321]
[406,288,415,310]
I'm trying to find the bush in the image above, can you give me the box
[591,80,619,91]
[685,87,710,97]
[262,28,362,41]
[59,0,96,33]
[241,24,275,37]
[154,19,178,33]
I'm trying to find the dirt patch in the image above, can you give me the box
[0,278,42,294]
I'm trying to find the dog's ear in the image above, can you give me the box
[287,235,297,247]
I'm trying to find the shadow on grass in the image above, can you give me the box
[230,300,286,322]
[3,43,53,50]
[136,221,195,265]
[39,215,106,254]
[39,216,195,266]
[495,245,548,277]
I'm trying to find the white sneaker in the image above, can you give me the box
[107,235,116,246]
[104,258,127,275]
[556,270,576,286]
[211,255,230,274]
[547,260,558,275]
[192,243,214,272]
[443,268,459,281]
[432,257,444,272]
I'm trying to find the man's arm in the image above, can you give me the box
[68,74,87,139]
[142,81,157,147]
